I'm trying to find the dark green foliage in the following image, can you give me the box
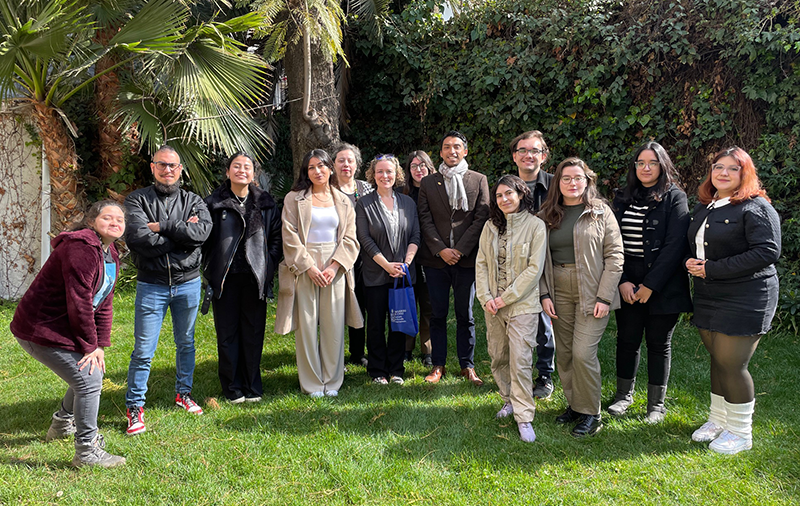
[346,0,800,330]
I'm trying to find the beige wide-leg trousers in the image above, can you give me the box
[294,242,346,395]
[486,309,538,423]
[551,264,609,416]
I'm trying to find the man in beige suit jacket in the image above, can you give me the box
[417,131,490,385]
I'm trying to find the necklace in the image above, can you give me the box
[233,193,248,207]
[312,191,331,202]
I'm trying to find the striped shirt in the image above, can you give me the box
[620,204,648,257]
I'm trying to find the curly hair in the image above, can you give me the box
[489,175,537,235]
[365,155,406,188]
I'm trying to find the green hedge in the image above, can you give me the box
[345,0,800,330]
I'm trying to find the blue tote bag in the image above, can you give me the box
[389,265,419,336]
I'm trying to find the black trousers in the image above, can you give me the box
[348,262,367,363]
[212,272,266,399]
[614,257,679,386]
[364,283,406,379]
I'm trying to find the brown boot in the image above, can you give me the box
[460,367,484,386]
[425,366,445,383]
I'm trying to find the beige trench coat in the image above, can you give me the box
[274,188,363,335]
[539,200,624,315]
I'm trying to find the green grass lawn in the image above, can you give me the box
[1,289,798,505]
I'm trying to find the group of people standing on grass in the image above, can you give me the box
[11,129,780,467]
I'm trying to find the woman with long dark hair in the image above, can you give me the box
[275,149,361,397]
[11,200,127,467]
[608,142,692,423]
[401,150,437,366]
[539,158,624,437]
[203,153,282,403]
[686,146,780,454]
[476,175,547,443]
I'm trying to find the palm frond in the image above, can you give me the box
[170,40,268,109]
[108,0,188,53]
[346,0,390,45]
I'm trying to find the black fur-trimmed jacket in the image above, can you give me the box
[203,181,282,300]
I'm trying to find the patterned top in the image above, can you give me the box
[620,202,648,257]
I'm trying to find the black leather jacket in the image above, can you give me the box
[203,181,282,300]
[124,185,212,285]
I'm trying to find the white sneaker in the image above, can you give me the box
[309,391,325,398]
[325,390,338,397]
[691,421,724,442]
[709,430,752,455]
[495,402,514,419]
[518,422,536,443]
[390,376,405,385]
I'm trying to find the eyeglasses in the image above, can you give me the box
[560,176,587,184]
[409,163,428,171]
[154,161,181,172]
[711,164,741,173]
[635,161,660,170]
[375,154,395,161]
[515,148,545,156]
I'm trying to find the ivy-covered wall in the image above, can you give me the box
[345,0,800,327]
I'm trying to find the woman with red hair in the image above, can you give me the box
[685,146,781,454]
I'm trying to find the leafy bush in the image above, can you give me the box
[346,0,800,324]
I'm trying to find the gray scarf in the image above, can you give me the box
[438,158,470,211]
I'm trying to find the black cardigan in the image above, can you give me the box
[612,184,693,315]
[355,190,421,287]
[686,196,781,335]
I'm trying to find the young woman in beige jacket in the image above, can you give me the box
[539,158,624,437]
[275,149,361,397]
[476,175,547,443]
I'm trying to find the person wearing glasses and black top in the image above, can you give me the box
[509,130,556,400]
[686,146,780,455]
[608,142,692,423]
[402,150,437,366]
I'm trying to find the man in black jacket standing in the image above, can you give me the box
[511,130,556,399]
[123,146,212,435]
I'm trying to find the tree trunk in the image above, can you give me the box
[31,103,84,233]
[285,27,341,178]
[95,27,124,180]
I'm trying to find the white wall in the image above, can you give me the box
[0,110,42,299]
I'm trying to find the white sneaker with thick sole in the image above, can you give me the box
[691,421,724,442]
[709,430,752,454]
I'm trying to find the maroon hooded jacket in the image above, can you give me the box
[11,228,120,354]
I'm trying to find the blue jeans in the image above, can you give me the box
[535,312,555,377]
[425,264,476,369]
[126,277,201,408]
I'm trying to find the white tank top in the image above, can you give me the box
[307,206,339,243]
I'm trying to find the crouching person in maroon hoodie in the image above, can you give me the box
[11,200,127,468]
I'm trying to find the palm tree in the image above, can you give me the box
[0,0,272,231]
[0,0,189,231]
[114,10,273,194]
[250,0,388,175]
